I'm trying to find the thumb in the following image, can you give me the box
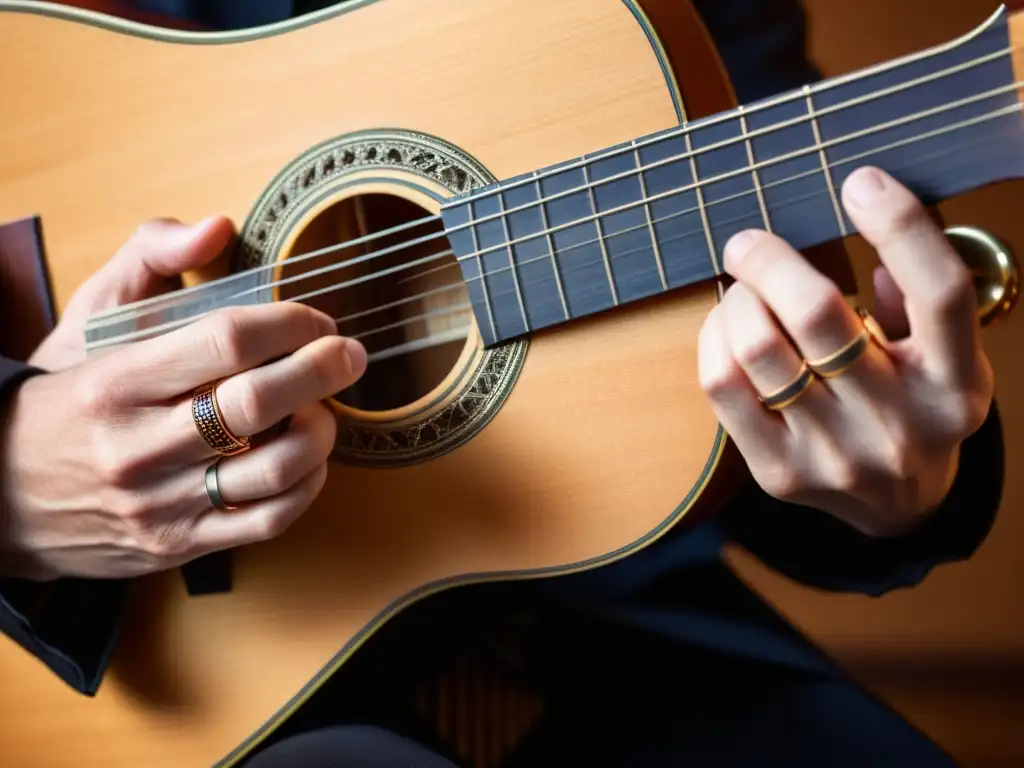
[73,216,236,315]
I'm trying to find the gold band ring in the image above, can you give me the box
[205,458,237,511]
[760,362,815,411]
[192,380,251,456]
[807,308,889,379]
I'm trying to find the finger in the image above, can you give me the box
[718,282,833,425]
[841,166,982,388]
[872,266,911,340]
[722,228,895,390]
[115,216,235,278]
[190,463,328,555]
[698,301,788,456]
[165,332,363,462]
[120,301,346,400]
[84,217,236,311]
[200,403,336,506]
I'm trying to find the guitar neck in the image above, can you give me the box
[440,6,1024,347]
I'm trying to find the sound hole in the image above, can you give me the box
[277,193,473,413]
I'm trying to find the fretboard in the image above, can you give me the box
[440,8,1024,348]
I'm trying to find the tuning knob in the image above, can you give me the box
[944,226,1020,326]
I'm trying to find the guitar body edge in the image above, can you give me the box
[0,1,741,765]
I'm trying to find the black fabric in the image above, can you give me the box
[0,4,1008,766]
[242,611,961,767]
[246,726,462,768]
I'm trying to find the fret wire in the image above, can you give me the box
[738,106,772,233]
[459,85,1020,264]
[87,101,1021,350]
[496,189,531,332]
[631,139,669,291]
[803,86,848,237]
[448,48,1013,235]
[581,163,620,305]
[533,170,570,320]
[451,13,1007,209]
[89,48,1021,333]
[87,36,1019,333]
[681,123,719,273]
[469,201,499,343]
[464,108,1015,287]
[98,101,992,353]
[119,89,1012,355]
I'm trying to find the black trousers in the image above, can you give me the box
[247,679,956,767]
[243,583,958,768]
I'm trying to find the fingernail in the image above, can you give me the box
[723,230,757,271]
[345,339,368,378]
[845,167,886,208]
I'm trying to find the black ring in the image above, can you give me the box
[810,332,870,378]
[761,363,815,411]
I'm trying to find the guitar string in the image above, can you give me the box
[445,11,1010,205]
[86,41,1016,326]
[87,104,1021,350]
[454,86,1023,264]
[85,92,1022,348]
[86,111,1018,356]
[444,54,1016,233]
[338,108,1017,333]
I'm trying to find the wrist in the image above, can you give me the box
[0,371,53,580]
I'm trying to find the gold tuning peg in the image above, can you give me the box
[944,226,1020,326]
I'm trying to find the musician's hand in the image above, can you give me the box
[0,218,367,580]
[698,167,993,537]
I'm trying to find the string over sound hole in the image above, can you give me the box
[276,193,474,413]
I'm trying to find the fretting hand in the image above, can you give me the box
[698,166,994,537]
[0,218,367,580]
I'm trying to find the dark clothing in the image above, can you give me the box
[0,1,1005,765]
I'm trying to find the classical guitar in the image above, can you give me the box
[0,1,1021,765]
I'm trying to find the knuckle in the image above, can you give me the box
[279,301,329,341]
[233,378,269,433]
[311,405,338,458]
[262,458,294,494]
[793,284,846,339]
[755,462,802,501]
[207,308,251,368]
[94,441,138,487]
[253,509,294,542]
[74,370,119,420]
[830,460,864,495]
[877,430,916,482]
[699,356,745,402]
[733,325,788,370]
[923,267,974,320]
[947,391,991,437]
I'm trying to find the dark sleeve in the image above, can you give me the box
[0,356,130,695]
[688,0,822,104]
[720,402,1004,595]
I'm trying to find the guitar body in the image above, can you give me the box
[0,0,743,764]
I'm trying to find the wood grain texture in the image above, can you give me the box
[0,1,734,765]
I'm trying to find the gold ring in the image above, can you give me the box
[760,362,815,411]
[205,458,237,511]
[807,308,888,379]
[192,380,251,456]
